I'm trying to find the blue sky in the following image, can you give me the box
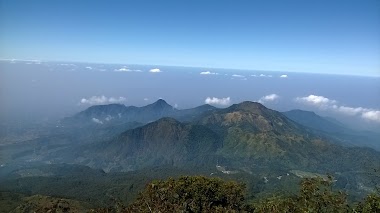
[1,0,379,76]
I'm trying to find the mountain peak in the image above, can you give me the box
[229,101,267,112]
[149,99,172,109]
[156,98,167,104]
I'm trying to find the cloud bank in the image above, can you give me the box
[205,97,231,106]
[295,94,380,123]
[80,96,126,105]
[280,74,288,78]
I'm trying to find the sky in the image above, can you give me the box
[1,0,379,76]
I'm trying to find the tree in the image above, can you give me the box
[126,176,247,212]
[354,194,380,212]
[254,176,350,213]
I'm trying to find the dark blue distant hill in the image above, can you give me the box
[282,109,347,133]
[283,109,380,150]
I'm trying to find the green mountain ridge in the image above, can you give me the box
[78,101,380,176]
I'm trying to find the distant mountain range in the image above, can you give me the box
[283,109,347,133]
[56,100,380,175]
[1,99,379,206]
[283,109,380,150]
[62,99,216,126]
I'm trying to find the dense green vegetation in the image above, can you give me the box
[98,176,380,213]
[127,176,246,212]
[2,174,379,212]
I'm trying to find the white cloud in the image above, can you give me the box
[280,74,288,78]
[258,73,273,77]
[361,111,380,123]
[105,115,114,121]
[149,68,161,73]
[92,118,103,124]
[335,106,365,116]
[295,94,380,123]
[200,71,218,75]
[259,94,280,103]
[109,97,127,103]
[59,63,76,66]
[251,74,257,77]
[232,74,245,78]
[295,95,337,107]
[114,67,131,72]
[205,97,231,106]
[85,66,93,70]
[143,98,149,101]
[80,96,126,105]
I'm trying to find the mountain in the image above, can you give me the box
[175,104,217,121]
[63,99,175,125]
[2,100,380,205]
[62,99,216,127]
[86,117,220,172]
[80,101,380,174]
[283,109,347,133]
[195,102,340,168]
[283,109,380,150]
[197,101,302,134]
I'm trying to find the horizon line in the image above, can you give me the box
[1,58,379,78]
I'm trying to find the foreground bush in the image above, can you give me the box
[126,176,247,212]
[254,177,350,212]
[124,176,380,213]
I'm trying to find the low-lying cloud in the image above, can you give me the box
[80,95,126,105]
[205,97,231,106]
[200,71,218,75]
[149,68,161,73]
[280,74,288,78]
[295,94,380,123]
[361,111,380,122]
[114,66,142,72]
[259,94,280,103]
[258,74,272,77]
[232,74,245,78]
[115,67,131,72]
[92,118,103,124]
[295,95,337,108]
